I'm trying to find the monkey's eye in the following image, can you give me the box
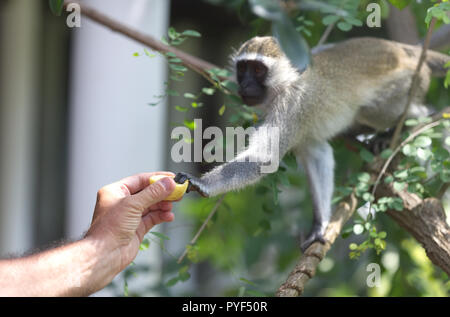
[254,64,266,76]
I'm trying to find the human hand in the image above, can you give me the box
[85,172,177,276]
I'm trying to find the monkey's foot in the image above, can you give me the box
[300,229,327,252]
[174,172,209,197]
[368,130,393,155]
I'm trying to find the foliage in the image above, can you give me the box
[48,0,450,296]
[141,0,449,297]
[49,0,64,16]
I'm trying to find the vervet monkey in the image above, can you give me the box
[175,36,450,250]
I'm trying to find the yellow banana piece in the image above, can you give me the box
[149,175,188,201]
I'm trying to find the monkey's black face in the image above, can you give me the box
[236,60,268,106]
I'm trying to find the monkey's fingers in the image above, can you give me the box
[174,172,189,184]
[300,230,327,252]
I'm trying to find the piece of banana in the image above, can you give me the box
[149,175,188,201]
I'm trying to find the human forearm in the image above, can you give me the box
[0,237,119,296]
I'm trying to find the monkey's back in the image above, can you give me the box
[301,37,440,137]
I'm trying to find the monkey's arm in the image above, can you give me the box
[176,123,287,197]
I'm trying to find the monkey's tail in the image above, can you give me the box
[426,50,450,77]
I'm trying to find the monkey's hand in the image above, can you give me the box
[301,225,327,252]
[174,172,209,198]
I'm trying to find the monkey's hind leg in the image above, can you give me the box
[295,141,335,251]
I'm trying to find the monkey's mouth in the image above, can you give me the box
[240,95,264,106]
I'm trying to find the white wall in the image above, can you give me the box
[66,0,169,295]
[0,0,41,256]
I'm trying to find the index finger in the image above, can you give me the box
[118,172,175,195]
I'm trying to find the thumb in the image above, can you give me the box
[128,177,176,211]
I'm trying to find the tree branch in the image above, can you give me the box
[390,17,438,149]
[63,1,450,294]
[63,1,220,79]
[276,194,358,297]
[177,195,226,264]
[377,184,450,276]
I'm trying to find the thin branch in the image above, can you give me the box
[317,22,335,47]
[371,120,442,205]
[63,1,220,81]
[389,17,438,149]
[177,194,226,264]
[377,185,450,276]
[276,194,357,297]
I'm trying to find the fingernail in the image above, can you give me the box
[159,177,174,192]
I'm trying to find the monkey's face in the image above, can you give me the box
[236,60,268,106]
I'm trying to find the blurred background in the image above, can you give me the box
[0,0,448,296]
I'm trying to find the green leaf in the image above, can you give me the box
[440,170,450,182]
[169,58,182,64]
[272,18,311,71]
[349,243,358,250]
[184,120,197,130]
[49,0,64,16]
[416,148,432,161]
[170,64,188,72]
[357,172,371,183]
[139,238,150,251]
[394,170,408,179]
[378,231,387,239]
[133,52,140,57]
[445,136,450,147]
[380,148,393,159]
[202,88,216,95]
[249,0,284,21]
[168,27,180,40]
[322,14,340,25]
[353,224,364,235]
[144,49,156,58]
[393,181,406,192]
[175,105,188,112]
[384,175,394,184]
[182,30,202,37]
[390,198,404,211]
[413,136,432,148]
[402,144,417,156]
[165,52,177,58]
[362,192,374,202]
[240,277,257,286]
[426,3,450,26]
[184,93,197,99]
[337,21,352,32]
[166,89,179,97]
[341,226,354,239]
[388,0,412,10]
[165,277,179,287]
[405,119,419,126]
[219,105,226,116]
[178,271,191,282]
[360,148,374,163]
[150,231,170,240]
[344,16,363,26]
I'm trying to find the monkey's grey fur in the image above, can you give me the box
[176,36,450,250]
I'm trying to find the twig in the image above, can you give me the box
[177,194,226,264]
[389,17,438,149]
[63,1,221,82]
[437,183,450,200]
[371,120,442,204]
